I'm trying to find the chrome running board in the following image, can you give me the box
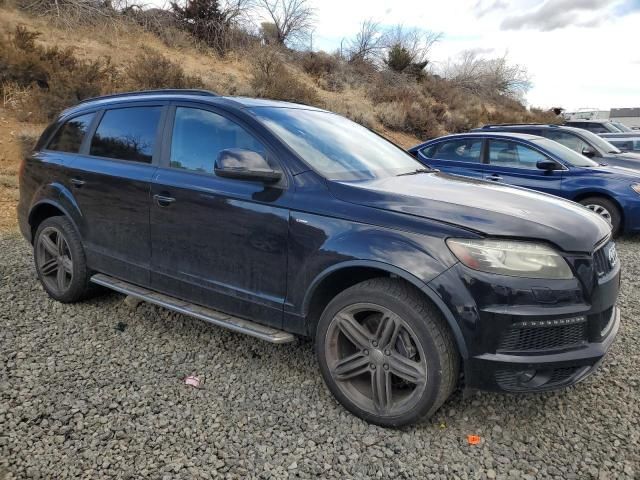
[90,273,295,344]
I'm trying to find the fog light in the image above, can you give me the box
[517,369,536,384]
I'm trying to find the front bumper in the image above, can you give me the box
[465,306,619,392]
[428,250,621,393]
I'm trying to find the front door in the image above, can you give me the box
[150,105,291,328]
[483,139,564,197]
[67,104,166,285]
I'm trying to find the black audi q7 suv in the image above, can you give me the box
[18,90,620,427]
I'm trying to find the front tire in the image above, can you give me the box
[316,278,459,427]
[580,196,621,236]
[34,216,91,303]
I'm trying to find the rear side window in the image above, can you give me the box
[90,107,162,163]
[432,139,483,163]
[169,107,267,174]
[47,113,95,153]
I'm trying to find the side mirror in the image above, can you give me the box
[214,149,281,183]
[536,159,561,171]
[582,146,596,158]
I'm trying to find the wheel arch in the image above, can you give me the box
[302,260,468,359]
[28,200,79,243]
[572,191,624,225]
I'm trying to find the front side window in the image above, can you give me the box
[545,131,590,153]
[47,113,95,153]
[89,107,162,163]
[585,123,609,134]
[488,140,547,169]
[433,139,483,163]
[170,107,267,173]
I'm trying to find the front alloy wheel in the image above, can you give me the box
[316,278,459,427]
[325,303,427,417]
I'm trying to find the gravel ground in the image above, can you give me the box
[1,229,639,480]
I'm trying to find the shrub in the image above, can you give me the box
[300,51,339,78]
[375,99,442,139]
[123,49,204,90]
[250,47,319,106]
[0,26,118,121]
[323,97,376,129]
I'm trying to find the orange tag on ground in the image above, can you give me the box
[467,435,481,445]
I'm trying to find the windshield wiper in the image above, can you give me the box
[396,168,433,177]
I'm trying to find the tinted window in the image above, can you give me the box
[419,144,438,158]
[585,123,609,134]
[170,107,267,173]
[47,113,94,153]
[545,131,590,153]
[250,108,422,181]
[90,107,162,163]
[434,139,482,163]
[488,140,547,169]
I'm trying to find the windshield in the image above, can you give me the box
[533,138,599,167]
[574,128,622,154]
[250,107,424,181]
[611,121,633,132]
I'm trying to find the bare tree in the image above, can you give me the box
[257,0,315,46]
[346,19,384,63]
[443,50,532,99]
[383,25,442,72]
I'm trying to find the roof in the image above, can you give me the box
[566,119,610,124]
[610,108,640,118]
[473,123,588,135]
[62,89,325,117]
[411,131,542,149]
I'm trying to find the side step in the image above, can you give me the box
[90,273,295,344]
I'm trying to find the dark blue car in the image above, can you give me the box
[409,132,640,236]
[19,91,620,426]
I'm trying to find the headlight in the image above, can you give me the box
[632,184,640,195]
[446,238,573,279]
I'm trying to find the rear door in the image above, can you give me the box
[483,139,564,196]
[417,138,486,179]
[66,103,167,285]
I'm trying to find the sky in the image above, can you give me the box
[303,0,640,111]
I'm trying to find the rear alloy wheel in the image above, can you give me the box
[34,216,91,302]
[316,278,458,427]
[580,197,621,236]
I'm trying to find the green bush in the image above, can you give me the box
[123,49,204,90]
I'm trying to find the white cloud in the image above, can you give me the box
[306,0,640,110]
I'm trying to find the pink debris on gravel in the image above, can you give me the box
[183,375,202,388]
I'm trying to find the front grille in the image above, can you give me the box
[593,242,616,277]
[497,321,587,353]
[495,367,580,391]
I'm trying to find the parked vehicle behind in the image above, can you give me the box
[565,119,627,133]
[607,138,640,153]
[19,90,620,427]
[473,124,640,170]
[410,132,640,236]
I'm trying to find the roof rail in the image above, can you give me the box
[480,123,561,129]
[76,89,218,105]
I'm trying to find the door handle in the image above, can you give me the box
[153,194,176,207]
[70,178,85,187]
[487,174,502,182]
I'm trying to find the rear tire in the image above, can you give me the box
[34,216,91,303]
[315,278,459,427]
[579,197,621,236]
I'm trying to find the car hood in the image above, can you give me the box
[601,152,640,170]
[588,163,640,179]
[328,172,611,252]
